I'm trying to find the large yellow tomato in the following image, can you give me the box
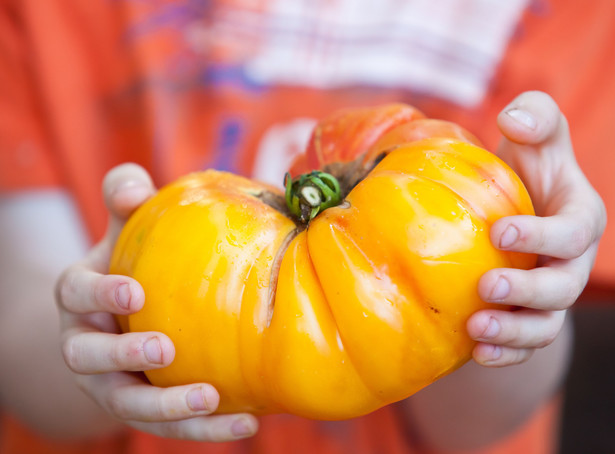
[110,104,536,421]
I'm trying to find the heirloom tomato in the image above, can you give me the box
[110,104,536,420]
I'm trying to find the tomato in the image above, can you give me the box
[110,104,536,420]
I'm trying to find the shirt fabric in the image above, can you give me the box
[0,0,613,452]
[1,0,613,289]
[1,396,561,454]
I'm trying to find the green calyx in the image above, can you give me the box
[284,171,342,223]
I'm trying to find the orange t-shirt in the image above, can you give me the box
[1,0,613,289]
[0,0,615,290]
[1,396,562,454]
[0,0,612,453]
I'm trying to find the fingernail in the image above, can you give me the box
[481,317,501,339]
[506,108,537,130]
[187,387,210,412]
[113,179,145,193]
[113,181,151,202]
[499,224,519,249]
[115,283,131,311]
[231,417,255,438]
[489,276,511,301]
[144,337,163,364]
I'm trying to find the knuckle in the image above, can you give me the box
[109,338,129,370]
[561,277,583,308]
[202,423,230,443]
[506,319,524,346]
[567,224,591,258]
[106,390,130,421]
[532,226,548,253]
[515,276,539,307]
[152,396,169,421]
[112,335,145,370]
[536,312,565,348]
[91,282,105,312]
[93,275,115,311]
[165,420,188,439]
[536,327,559,348]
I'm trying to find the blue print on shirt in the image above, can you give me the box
[118,0,264,92]
[207,118,244,174]
[120,0,210,41]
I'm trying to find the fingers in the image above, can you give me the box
[89,374,220,421]
[478,260,592,311]
[478,237,597,312]
[474,91,605,370]
[490,213,599,260]
[468,309,567,367]
[78,373,258,441]
[56,266,144,315]
[468,308,566,350]
[481,207,603,312]
[481,210,600,312]
[56,265,172,375]
[62,330,175,374]
[133,413,259,441]
[114,385,219,421]
[471,344,533,368]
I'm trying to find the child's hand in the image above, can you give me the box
[55,164,258,441]
[468,91,606,367]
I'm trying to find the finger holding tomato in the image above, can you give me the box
[468,91,606,366]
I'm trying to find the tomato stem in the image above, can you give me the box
[284,171,342,223]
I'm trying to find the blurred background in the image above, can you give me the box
[561,297,615,453]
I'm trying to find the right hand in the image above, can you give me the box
[55,163,259,441]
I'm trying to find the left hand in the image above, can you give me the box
[468,91,606,367]
[56,164,259,441]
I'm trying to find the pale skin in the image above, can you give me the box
[0,91,606,448]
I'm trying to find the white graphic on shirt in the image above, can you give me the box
[251,118,317,186]
[187,0,529,107]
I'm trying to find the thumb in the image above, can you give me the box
[102,163,156,246]
[496,90,576,162]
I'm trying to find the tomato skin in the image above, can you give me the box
[110,105,536,420]
[289,103,424,175]
[111,172,296,414]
